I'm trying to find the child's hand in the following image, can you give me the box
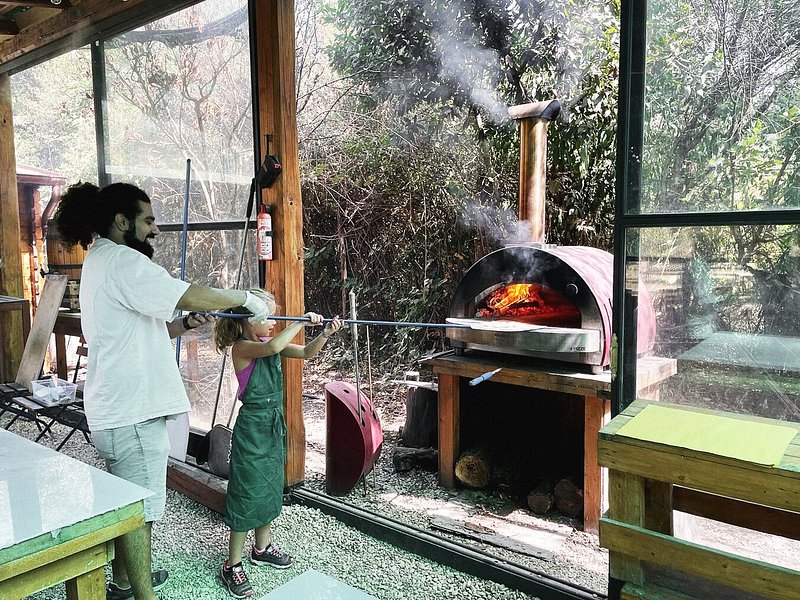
[303,312,324,326]
[323,316,343,338]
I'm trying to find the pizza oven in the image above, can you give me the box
[445,100,656,372]
[445,243,656,371]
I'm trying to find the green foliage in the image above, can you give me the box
[304,1,622,369]
[302,103,499,368]
[642,0,800,214]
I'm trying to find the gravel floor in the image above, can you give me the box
[5,415,544,600]
[299,372,609,596]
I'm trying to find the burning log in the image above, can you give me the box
[455,448,493,489]
[554,477,583,518]
[526,481,555,515]
[392,446,438,472]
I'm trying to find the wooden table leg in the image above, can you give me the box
[65,565,106,599]
[605,470,646,587]
[584,395,610,533]
[54,332,68,379]
[437,373,460,489]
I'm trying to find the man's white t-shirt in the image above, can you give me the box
[79,237,191,431]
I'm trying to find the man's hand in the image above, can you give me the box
[243,291,271,324]
[183,312,216,330]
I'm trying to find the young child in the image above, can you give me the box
[213,289,343,599]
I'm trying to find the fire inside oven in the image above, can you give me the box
[476,283,581,327]
[445,244,655,372]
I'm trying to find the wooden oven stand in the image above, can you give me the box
[423,352,676,533]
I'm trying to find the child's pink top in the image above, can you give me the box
[234,337,271,399]
[235,360,257,399]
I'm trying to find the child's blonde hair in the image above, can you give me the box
[213,289,277,353]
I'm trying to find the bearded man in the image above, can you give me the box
[53,182,270,600]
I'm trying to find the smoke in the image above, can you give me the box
[413,0,615,125]
[459,197,545,248]
[431,29,510,124]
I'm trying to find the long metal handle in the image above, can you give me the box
[200,312,471,329]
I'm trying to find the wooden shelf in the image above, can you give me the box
[422,351,676,533]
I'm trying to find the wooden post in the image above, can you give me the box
[251,0,305,486]
[0,73,26,380]
[604,470,646,586]
[584,395,611,533]
[437,373,460,488]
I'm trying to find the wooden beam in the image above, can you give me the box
[252,0,305,486]
[0,73,25,379]
[0,1,71,8]
[601,516,800,600]
[0,0,201,75]
[166,458,226,515]
[673,486,800,542]
[0,20,20,36]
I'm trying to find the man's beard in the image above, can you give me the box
[123,230,155,258]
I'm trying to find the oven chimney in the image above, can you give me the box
[508,100,561,243]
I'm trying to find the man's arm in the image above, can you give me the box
[176,284,248,312]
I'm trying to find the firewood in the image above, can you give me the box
[455,448,492,489]
[526,481,554,515]
[554,478,583,518]
[392,446,438,472]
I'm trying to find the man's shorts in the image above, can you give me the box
[92,417,170,522]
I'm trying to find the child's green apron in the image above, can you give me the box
[224,352,286,532]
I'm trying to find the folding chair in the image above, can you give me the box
[0,275,90,449]
[0,274,68,428]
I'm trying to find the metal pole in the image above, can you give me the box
[175,159,191,364]
[199,312,471,330]
[349,291,363,424]
[209,178,258,428]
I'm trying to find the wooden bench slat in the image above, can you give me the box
[600,517,800,600]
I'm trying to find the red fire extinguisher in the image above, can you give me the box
[256,204,272,261]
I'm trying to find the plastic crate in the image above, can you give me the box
[31,377,78,406]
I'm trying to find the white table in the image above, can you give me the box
[0,429,151,600]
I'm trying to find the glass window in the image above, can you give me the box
[11,48,97,184]
[632,225,800,422]
[640,0,800,214]
[103,0,252,223]
[103,0,254,430]
[615,0,800,588]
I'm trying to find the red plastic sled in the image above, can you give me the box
[324,381,383,496]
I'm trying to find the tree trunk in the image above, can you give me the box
[399,385,438,448]
[455,447,492,489]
